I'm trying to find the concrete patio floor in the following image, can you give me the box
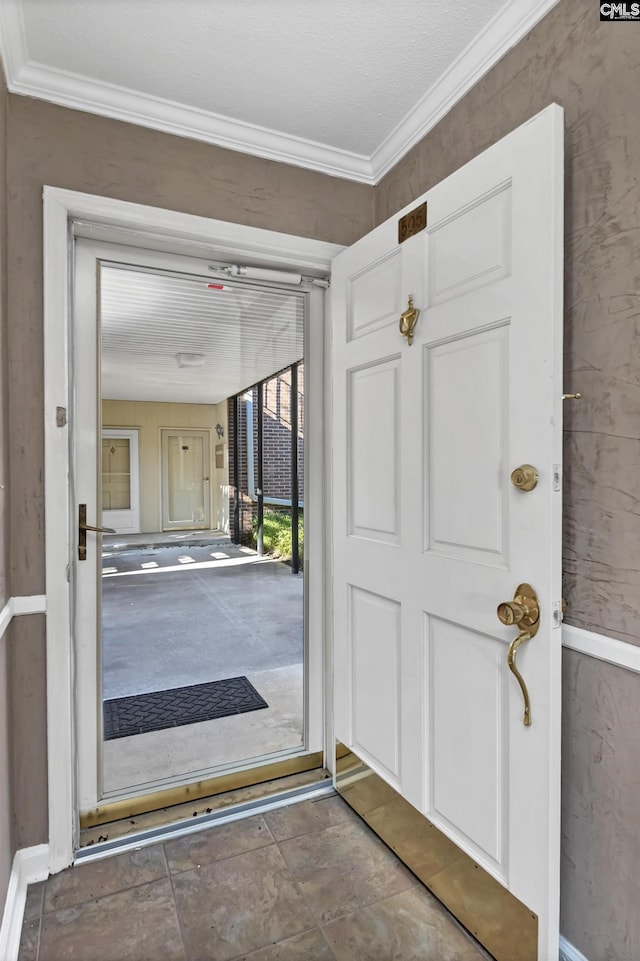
[100,536,305,794]
[103,664,304,793]
[101,540,303,699]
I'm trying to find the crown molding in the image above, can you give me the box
[370,0,563,182]
[0,0,561,186]
[0,0,27,88]
[7,61,376,184]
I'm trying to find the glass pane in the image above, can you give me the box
[102,437,131,510]
[98,261,306,807]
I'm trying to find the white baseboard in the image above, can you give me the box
[0,844,49,961]
[560,934,590,961]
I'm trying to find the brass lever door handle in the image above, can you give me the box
[78,504,116,560]
[497,583,540,727]
[506,631,533,727]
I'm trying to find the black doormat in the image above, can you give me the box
[103,676,268,740]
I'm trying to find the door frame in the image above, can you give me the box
[160,427,212,530]
[101,427,141,534]
[43,186,342,873]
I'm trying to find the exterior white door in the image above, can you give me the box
[332,105,563,961]
[102,428,141,533]
[161,428,211,530]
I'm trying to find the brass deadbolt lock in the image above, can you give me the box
[510,464,538,492]
[497,584,540,636]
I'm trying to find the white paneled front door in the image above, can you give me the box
[161,428,211,530]
[332,105,563,960]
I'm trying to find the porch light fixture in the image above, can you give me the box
[175,352,205,368]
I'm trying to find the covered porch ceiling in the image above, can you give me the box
[100,264,304,406]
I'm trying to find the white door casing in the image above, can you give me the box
[44,190,338,870]
[332,105,563,959]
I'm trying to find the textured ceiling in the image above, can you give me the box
[101,265,304,405]
[19,0,504,155]
[0,0,566,181]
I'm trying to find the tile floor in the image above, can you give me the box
[19,795,491,961]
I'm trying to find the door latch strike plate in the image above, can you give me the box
[56,406,67,427]
[553,465,561,492]
[552,601,563,628]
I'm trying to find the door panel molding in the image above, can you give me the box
[349,585,401,785]
[347,357,401,543]
[427,616,508,878]
[426,325,509,563]
[429,182,512,304]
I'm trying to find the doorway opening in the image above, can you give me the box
[44,188,339,872]
[72,239,326,834]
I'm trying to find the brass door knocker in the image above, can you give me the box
[399,295,419,345]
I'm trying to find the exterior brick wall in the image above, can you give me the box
[228,362,304,541]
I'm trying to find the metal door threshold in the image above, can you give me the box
[75,777,334,864]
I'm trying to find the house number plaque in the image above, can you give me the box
[398,202,427,244]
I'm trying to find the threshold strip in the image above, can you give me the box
[75,779,335,864]
[80,752,324,830]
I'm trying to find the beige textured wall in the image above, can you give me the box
[103,399,229,533]
[376,0,640,647]
[5,97,373,848]
[375,1,640,957]
[562,648,640,961]
[0,59,13,920]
